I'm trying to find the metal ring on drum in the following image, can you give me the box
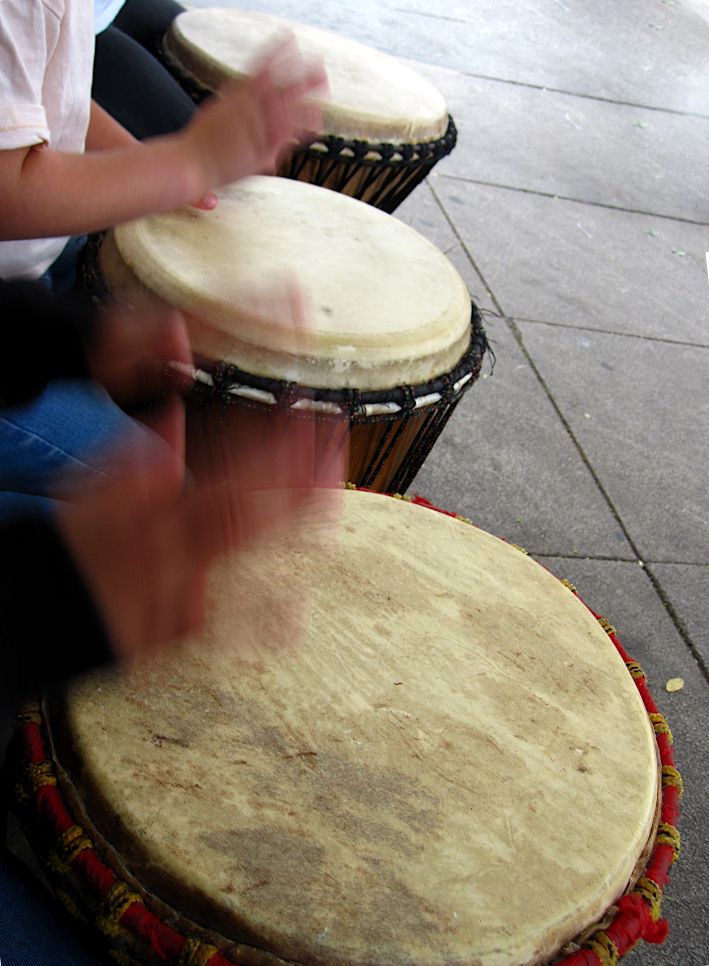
[78,176,487,494]
[8,489,679,966]
[159,8,457,213]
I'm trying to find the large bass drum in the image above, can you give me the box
[10,489,679,966]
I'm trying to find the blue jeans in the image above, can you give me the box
[0,851,108,966]
[39,235,87,297]
[0,380,148,528]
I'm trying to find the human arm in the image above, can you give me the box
[86,99,138,150]
[85,99,218,209]
[0,39,326,240]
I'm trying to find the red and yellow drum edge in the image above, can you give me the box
[8,490,681,966]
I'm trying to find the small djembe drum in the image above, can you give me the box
[161,8,457,213]
[83,176,486,494]
[9,489,679,966]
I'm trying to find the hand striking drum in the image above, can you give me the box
[10,490,679,966]
[160,8,457,213]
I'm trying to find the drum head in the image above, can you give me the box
[106,177,472,391]
[166,8,449,143]
[54,490,658,966]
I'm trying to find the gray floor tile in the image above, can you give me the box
[393,180,497,315]
[402,61,709,223]
[534,556,709,966]
[410,318,634,558]
[432,179,709,343]
[518,322,709,564]
[188,0,709,115]
[654,563,709,668]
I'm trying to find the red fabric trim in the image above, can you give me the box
[122,904,186,961]
[410,494,458,517]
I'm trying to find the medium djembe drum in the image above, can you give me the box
[84,176,486,494]
[9,489,679,966]
[161,8,457,213]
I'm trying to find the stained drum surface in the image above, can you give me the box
[57,491,658,966]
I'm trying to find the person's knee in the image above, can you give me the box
[112,0,187,51]
[92,26,194,139]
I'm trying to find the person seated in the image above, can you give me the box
[0,0,326,518]
[93,0,197,140]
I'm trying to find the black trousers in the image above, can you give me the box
[92,0,196,140]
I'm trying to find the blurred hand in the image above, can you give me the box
[180,33,328,192]
[87,301,193,408]
[57,397,346,665]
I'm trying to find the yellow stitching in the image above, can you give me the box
[109,951,140,966]
[625,661,645,681]
[661,765,683,799]
[24,761,57,795]
[634,877,662,921]
[560,579,577,594]
[15,761,56,805]
[47,825,93,875]
[56,887,89,924]
[597,617,617,636]
[455,514,473,524]
[179,936,219,966]
[14,780,30,807]
[649,713,673,745]
[15,708,42,726]
[582,931,619,966]
[95,881,144,937]
[508,543,528,554]
[392,493,412,502]
[344,482,356,490]
[656,822,681,863]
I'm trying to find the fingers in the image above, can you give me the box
[189,193,218,210]
[184,31,329,190]
[89,300,193,405]
[134,393,186,468]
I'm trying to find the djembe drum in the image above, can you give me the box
[161,8,456,213]
[9,489,679,966]
[84,176,486,494]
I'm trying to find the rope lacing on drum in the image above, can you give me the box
[95,881,144,937]
[661,765,683,798]
[211,361,234,398]
[633,877,663,922]
[16,760,56,806]
[649,712,673,745]
[301,116,457,168]
[344,388,363,418]
[178,936,219,966]
[400,385,416,411]
[47,824,94,875]
[656,823,681,863]
[277,380,300,411]
[582,931,619,966]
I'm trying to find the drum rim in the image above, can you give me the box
[297,116,457,170]
[160,12,452,148]
[8,496,680,966]
[162,25,458,164]
[186,303,486,421]
[77,233,487,420]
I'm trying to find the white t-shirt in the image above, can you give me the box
[94,0,126,35]
[0,0,94,280]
